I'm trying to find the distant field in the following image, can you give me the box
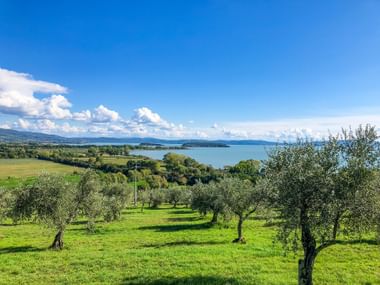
[0,206,379,285]
[0,159,81,179]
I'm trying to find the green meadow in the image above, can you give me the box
[0,206,379,285]
[0,159,80,178]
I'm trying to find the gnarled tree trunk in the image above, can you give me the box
[298,248,316,285]
[233,216,246,243]
[299,210,317,285]
[50,230,64,250]
[210,211,218,224]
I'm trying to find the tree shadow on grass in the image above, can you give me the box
[142,240,226,248]
[334,239,378,246]
[166,217,201,222]
[122,276,240,285]
[138,222,212,232]
[169,209,193,215]
[0,246,45,254]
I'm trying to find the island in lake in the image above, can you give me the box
[182,142,230,148]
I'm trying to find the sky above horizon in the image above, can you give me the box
[1,0,380,141]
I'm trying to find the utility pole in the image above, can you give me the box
[133,161,138,207]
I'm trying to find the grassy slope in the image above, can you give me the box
[0,159,80,178]
[0,159,81,188]
[0,206,379,285]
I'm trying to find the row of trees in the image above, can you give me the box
[1,171,131,250]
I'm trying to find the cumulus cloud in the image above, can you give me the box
[131,107,173,129]
[92,105,120,123]
[0,68,72,119]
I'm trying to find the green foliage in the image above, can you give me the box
[163,153,220,185]
[228,159,261,183]
[0,187,13,222]
[218,177,267,242]
[102,183,132,222]
[147,188,165,208]
[76,170,104,232]
[12,174,77,236]
[165,187,184,208]
[264,125,380,284]
[191,182,228,223]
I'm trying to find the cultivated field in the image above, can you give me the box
[0,206,379,285]
[0,159,80,179]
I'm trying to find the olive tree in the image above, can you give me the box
[12,174,78,250]
[76,170,104,232]
[191,182,228,224]
[264,125,380,285]
[148,188,165,208]
[219,177,266,243]
[166,187,184,208]
[102,183,131,221]
[0,188,12,222]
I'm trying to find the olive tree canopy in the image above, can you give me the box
[264,125,380,285]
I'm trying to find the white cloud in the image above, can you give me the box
[92,105,120,122]
[73,110,92,121]
[16,118,31,129]
[132,107,170,128]
[0,68,72,119]
[217,114,380,141]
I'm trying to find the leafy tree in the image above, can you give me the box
[0,188,12,222]
[264,125,380,285]
[12,174,78,250]
[228,159,261,183]
[138,189,150,212]
[191,182,228,224]
[76,170,104,232]
[148,188,165,208]
[166,187,184,208]
[219,177,267,243]
[102,183,131,222]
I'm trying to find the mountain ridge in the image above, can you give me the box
[0,128,278,145]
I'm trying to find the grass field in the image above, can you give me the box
[0,159,81,188]
[0,206,379,285]
[0,159,80,179]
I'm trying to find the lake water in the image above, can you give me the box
[131,145,274,169]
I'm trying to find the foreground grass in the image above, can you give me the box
[0,206,379,285]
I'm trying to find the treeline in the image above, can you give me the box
[0,143,185,159]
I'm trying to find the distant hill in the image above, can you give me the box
[0,128,278,145]
[182,142,229,148]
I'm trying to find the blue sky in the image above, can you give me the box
[0,0,380,140]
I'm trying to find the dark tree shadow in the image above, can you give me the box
[0,223,17,227]
[121,276,240,285]
[0,246,45,254]
[334,239,378,246]
[138,223,212,232]
[142,240,226,248]
[169,210,193,215]
[166,217,201,222]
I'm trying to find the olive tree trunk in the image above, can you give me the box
[50,230,64,250]
[210,211,218,224]
[298,248,316,285]
[232,216,246,243]
[299,210,317,285]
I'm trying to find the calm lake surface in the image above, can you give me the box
[131,145,274,169]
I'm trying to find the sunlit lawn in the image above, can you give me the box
[0,206,379,285]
